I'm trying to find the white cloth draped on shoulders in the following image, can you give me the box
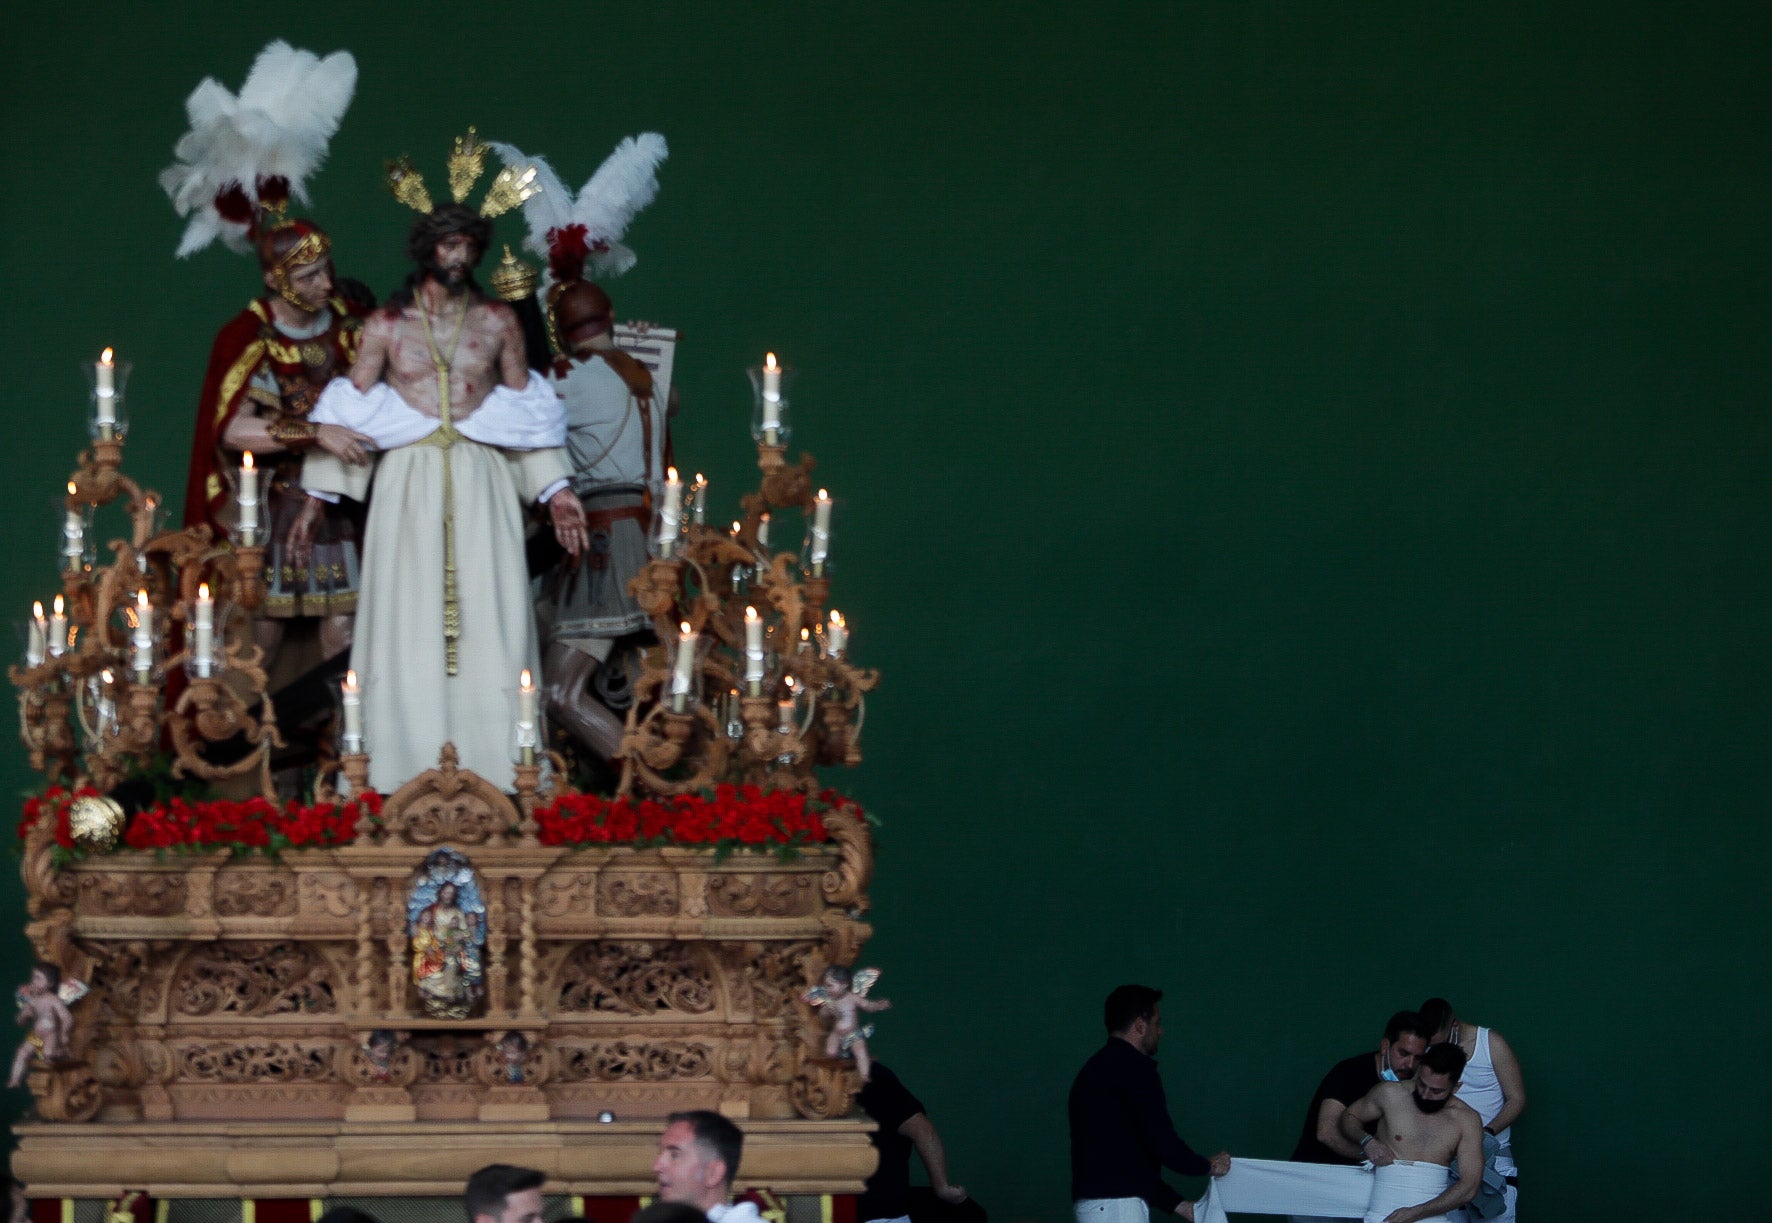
[301,374,571,794]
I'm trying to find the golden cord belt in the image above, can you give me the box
[416,297,470,675]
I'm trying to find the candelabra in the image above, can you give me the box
[616,364,878,797]
[10,355,282,798]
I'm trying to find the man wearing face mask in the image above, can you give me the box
[1337,1044,1483,1223]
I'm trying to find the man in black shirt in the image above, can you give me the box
[1069,984,1230,1223]
[857,1061,969,1223]
[1285,1010,1434,1223]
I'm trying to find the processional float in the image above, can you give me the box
[9,339,884,1198]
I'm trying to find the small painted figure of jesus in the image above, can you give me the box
[804,965,890,1082]
[9,963,79,1088]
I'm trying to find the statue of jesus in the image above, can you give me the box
[293,202,587,791]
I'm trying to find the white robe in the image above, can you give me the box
[303,373,570,792]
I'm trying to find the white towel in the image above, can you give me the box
[311,371,567,451]
[1191,1158,1452,1223]
[1364,1161,1451,1223]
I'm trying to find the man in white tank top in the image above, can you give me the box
[1418,999,1524,1223]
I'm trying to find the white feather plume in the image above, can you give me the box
[159,40,358,258]
[498,132,668,279]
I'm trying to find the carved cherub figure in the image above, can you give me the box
[804,965,890,1081]
[9,962,84,1088]
[497,1031,528,1084]
[363,1029,400,1082]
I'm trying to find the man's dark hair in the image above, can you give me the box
[464,1163,545,1223]
[32,962,59,990]
[1103,984,1162,1035]
[666,1110,744,1185]
[1382,1010,1433,1045]
[1416,997,1455,1037]
[631,1205,709,1223]
[389,203,493,308]
[1417,1041,1467,1080]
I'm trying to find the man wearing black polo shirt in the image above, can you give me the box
[1069,984,1230,1223]
[857,1061,969,1223]
[1285,1009,1434,1223]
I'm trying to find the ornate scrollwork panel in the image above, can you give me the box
[556,942,717,1015]
[214,871,298,917]
[555,1040,713,1082]
[173,1039,334,1083]
[171,941,337,1017]
[76,873,188,917]
[597,871,678,917]
[707,873,816,918]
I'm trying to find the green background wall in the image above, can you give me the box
[3,3,1767,1217]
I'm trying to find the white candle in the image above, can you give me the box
[96,348,117,426]
[98,669,117,735]
[193,583,215,678]
[238,452,260,536]
[691,475,708,526]
[26,601,46,667]
[670,621,697,710]
[517,667,538,755]
[63,482,84,570]
[48,595,67,658]
[809,489,832,568]
[777,677,796,733]
[757,513,771,549]
[826,609,848,657]
[798,627,811,654]
[132,590,153,680]
[658,466,683,554]
[743,606,765,693]
[341,668,363,750]
[761,353,782,444]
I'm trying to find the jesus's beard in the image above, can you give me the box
[425,260,474,294]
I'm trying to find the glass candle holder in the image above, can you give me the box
[81,350,133,442]
[747,356,799,449]
[800,489,840,578]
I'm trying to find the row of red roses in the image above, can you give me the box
[19,783,853,861]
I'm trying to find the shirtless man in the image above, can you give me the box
[296,202,587,791]
[9,963,74,1088]
[1338,1044,1482,1223]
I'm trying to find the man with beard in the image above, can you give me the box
[1338,1044,1483,1223]
[1286,1010,1435,1222]
[1415,998,1523,1223]
[184,203,377,668]
[293,201,587,792]
[1069,985,1230,1223]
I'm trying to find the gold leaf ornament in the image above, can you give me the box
[479,164,540,219]
[68,794,126,853]
[448,127,489,204]
[384,155,434,214]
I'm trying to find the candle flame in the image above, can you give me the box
[520,669,535,691]
[817,488,830,501]
[101,669,114,684]
[33,601,43,618]
[800,627,810,641]
[731,520,742,535]
[67,481,77,496]
[145,494,159,509]
[243,451,255,471]
[198,582,211,601]
[783,676,795,691]
[343,668,359,691]
[138,589,149,609]
[667,466,679,483]
[760,512,771,522]
[830,610,846,627]
[100,347,114,366]
[694,472,705,486]
[52,595,64,615]
[745,607,759,623]
[765,352,779,370]
[680,621,694,637]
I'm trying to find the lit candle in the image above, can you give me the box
[757,513,770,549]
[809,488,833,572]
[193,583,215,678]
[98,669,117,735]
[658,466,683,556]
[132,590,153,681]
[692,474,708,526]
[238,452,260,537]
[826,610,848,657]
[26,601,46,667]
[63,483,84,571]
[95,348,117,428]
[798,626,811,654]
[761,353,782,444]
[670,621,697,712]
[517,667,539,759]
[341,669,363,752]
[48,595,67,658]
[743,605,765,695]
[778,677,796,733]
